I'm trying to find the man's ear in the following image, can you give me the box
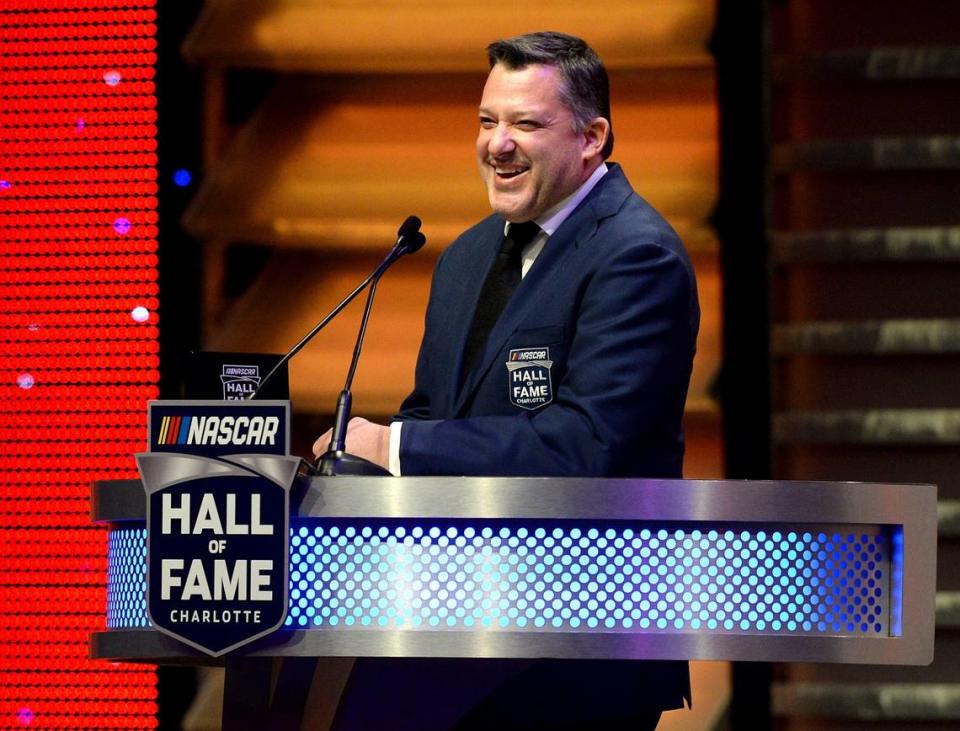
[582,117,610,161]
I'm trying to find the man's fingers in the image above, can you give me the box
[313,419,365,456]
[345,417,369,433]
[312,429,332,457]
[314,419,388,470]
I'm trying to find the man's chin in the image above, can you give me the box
[488,193,536,223]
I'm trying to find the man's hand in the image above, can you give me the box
[312,417,391,470]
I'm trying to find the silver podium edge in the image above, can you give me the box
[91,477,937,666]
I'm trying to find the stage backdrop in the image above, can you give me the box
[1,2,159,728]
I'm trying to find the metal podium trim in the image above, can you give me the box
[91,477,937,666]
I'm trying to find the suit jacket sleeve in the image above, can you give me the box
[394,218,698,478]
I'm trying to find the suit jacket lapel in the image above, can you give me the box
[453,165,633,416]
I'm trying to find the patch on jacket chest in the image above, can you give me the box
[506,348,553,410]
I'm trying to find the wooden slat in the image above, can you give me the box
[772,226,960,263]
[773,46,960,81]
[941,501,960,538]
[183,71,717,253]
[772,319,960,355]
[938,592,960,629]
[773,136,960,172]
[774,409,960,445]
[183,0,715,72]
[772,682,960,720]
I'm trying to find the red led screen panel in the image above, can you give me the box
[1,2,159,728]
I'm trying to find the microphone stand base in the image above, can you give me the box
[315,450,392,476]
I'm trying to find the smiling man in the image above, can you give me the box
[318,32,699,730]
[477,60,608,223]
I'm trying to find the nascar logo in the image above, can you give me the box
[506,347,554,411]
[156,415,280,447]
[510,349,548,362]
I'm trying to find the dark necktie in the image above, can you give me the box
[462,220,541,377]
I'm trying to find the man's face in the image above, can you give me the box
[477,63,598,223]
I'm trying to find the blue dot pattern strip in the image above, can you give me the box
[107,522,895,636]
[107,528,149,629]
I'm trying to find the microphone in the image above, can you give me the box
[316,217,426,476]
[394,215,427,256]
[249,216,424,402]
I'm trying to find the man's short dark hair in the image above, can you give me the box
[486,31,614,159]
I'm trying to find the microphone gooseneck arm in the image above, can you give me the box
[315,223,425,476]
[327,278,379,453]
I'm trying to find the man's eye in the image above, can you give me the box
[516,120,540,131]
[479,117,496,129]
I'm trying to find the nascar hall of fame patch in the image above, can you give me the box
[506,347,554,411]
[220,364,261,400]
[138,451,298,657]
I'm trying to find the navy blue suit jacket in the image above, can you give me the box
[333,165,697,729]
[396,163,699,480]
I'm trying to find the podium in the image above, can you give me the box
[92,475,936,667]
[89,396,937,728]
[92,475,937,728]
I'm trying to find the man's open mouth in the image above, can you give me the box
[495,166,529,180]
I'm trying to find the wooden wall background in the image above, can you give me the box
[767,1,960,728]
[180,0,721,469]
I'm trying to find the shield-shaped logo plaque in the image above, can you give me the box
[139,452,298,656]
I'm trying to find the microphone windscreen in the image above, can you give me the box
[403,231,427,254]
[397,215,422,238]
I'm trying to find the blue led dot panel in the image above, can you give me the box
[107,528,149,629]
[107,522,897,638]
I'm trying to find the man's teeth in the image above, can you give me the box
[495,167,528,177]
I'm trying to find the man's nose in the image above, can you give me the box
[488,123,516,156]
